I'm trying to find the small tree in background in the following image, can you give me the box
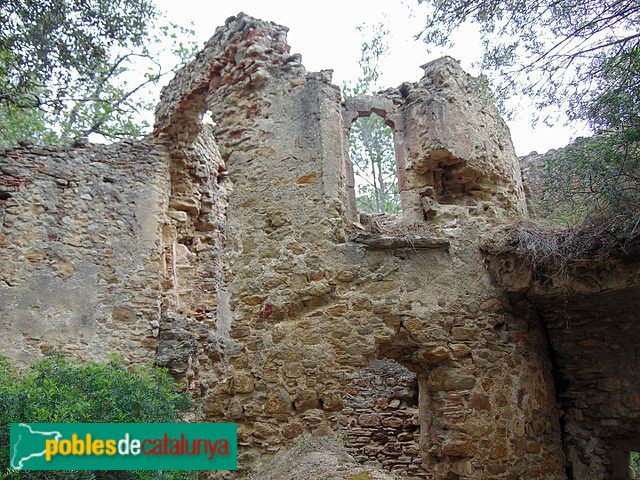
[349,113,400,214]
[0,0,196,146]
[0,355,193,480]
[343,23,400,215]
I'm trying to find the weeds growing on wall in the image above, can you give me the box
[630,451,640,476]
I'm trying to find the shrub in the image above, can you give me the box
[0,355,194,480]
[631,451,640,476]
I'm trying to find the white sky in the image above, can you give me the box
[154,0,589,156]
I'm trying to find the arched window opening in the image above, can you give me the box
[348,113,401,215]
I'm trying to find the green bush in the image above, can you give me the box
[0,355,194,480]
[631,451,640,476]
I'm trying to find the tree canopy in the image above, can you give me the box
[417,0,640,116]
[417,0,640,238]
[0,0,195,146]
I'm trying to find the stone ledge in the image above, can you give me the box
[351,233,449,250]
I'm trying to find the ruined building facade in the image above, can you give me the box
[1,14,639,480]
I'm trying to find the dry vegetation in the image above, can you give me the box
[483,220,640,280]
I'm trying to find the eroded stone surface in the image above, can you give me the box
[8,12,640,480]
[249,435,396,480]
[0,140,167,364]
[151,13,563,479]
[342,58,528,224]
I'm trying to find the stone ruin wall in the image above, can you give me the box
[486,157,640,480]
[0,139,168,365]
[0,128,231,392]
[10,12,640,480]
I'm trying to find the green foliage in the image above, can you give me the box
[631,451,640,476]
[343,23,400,214]
[296,434,310,452]
[0,355,193,480]
[535,47,640,236]
[0,0,196,146]
[541,133,640,236]
[416,0,640,238]
[416,0,640,116]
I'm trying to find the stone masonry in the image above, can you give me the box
[2,12,638,480]
[0,139,168,365]
[337,359,426,478]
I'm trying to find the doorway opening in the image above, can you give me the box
[336,359,427,478]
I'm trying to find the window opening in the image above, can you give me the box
[349,113,400,214]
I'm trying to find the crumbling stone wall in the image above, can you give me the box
[541,289,640,480]
[0,128,231,394]
[0,12,574,480]
[155,125,232,393]
[513,146,640,479]
[485,234,640,480]
[343,63,527,224]
[0,139,167,364]
[151,13,566,479]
